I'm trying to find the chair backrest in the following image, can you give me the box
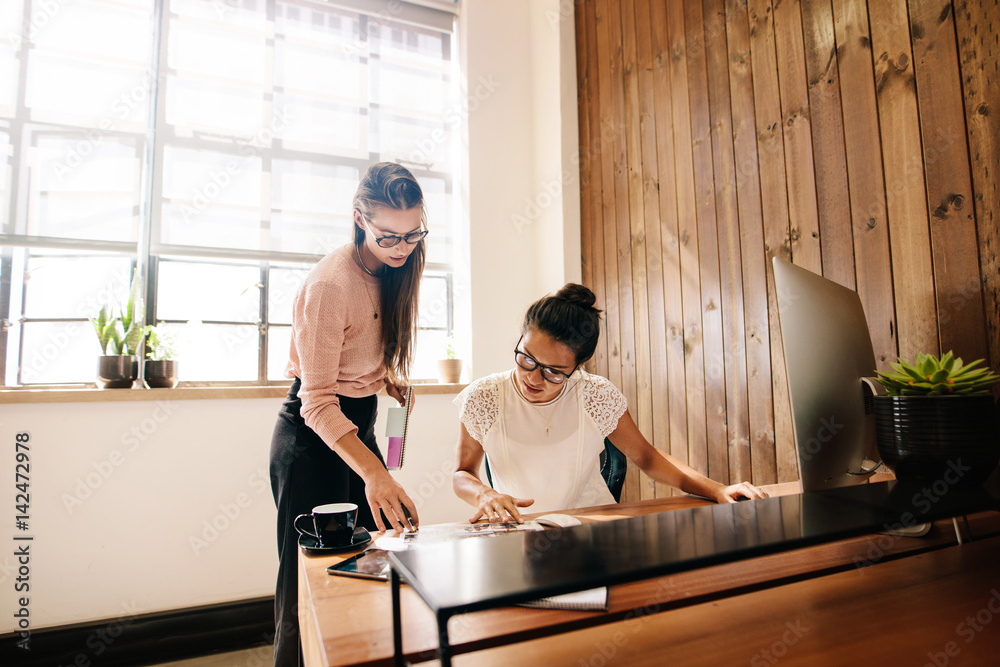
[483,438,627,503]
[600,438,627,502]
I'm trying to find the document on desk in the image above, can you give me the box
[374,520,544,551]
[518,586,609,611]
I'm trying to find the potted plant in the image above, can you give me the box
[437,335,463,384]
[143,324,179,388]
[872,351,1000,486]
[90,268,146,389]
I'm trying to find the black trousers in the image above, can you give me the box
[269,378,385,667]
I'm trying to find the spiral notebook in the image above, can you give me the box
[384,386,412,470]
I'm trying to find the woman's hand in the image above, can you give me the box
[469,488,534,523]
[364,470,419,533]
[385,382,414,409]
[714,481,768,504]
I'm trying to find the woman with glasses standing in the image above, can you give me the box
[452,283,766,523]
[269,162,428,667]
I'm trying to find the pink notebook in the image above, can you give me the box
[384,386,412,470]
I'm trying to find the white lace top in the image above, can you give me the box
[454,370,629,513]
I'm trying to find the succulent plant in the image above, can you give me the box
[875,351,1000,396]
[89,268,146,356]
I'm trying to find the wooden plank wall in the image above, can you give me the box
[575,0,999,498]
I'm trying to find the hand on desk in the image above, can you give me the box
[365,471,420,533]
[470,488,535,524]
[715,481,769,503]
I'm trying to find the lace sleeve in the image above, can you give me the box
[582,373,629,438]
[453,374,502,443]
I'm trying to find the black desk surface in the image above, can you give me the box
[389,479,1000,614]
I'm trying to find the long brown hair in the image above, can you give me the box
[353,162,426,384]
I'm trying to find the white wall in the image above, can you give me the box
[0,0,582,632]
[463,0,581,377]
[0,393,462,631]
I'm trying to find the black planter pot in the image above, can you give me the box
[144,359,179,389]
[873,395,1000,486]
[96,355,138,389]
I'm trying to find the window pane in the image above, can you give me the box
[165,77,265,136]
[372,113,449,167]
[27,134,143,242]
[0,130,10,231]
[273,4,364,156]
[418,275,448,330]
[0,3,21,117]
[160,146,262,251]
[276,40,361,99]
[276,2,359,45]
[268,267,309,325]
[271,160,357,255]
[161,146,261,206]
[31,1,153,62]
[156,261,260,323]
[24,254,131,319]
[19,321,96,385]
[371,21,448,65]
[24,1,153,129]
[373,63,447,116]
[273,94,365,156]
[422,178,453,265]
[412,328,447,381]
[174,322,258,382]
[168,19,266,86]
[267,325,291,381]
[165,8,268,136]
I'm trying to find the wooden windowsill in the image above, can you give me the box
[0,382,467,404]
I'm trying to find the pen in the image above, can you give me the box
[402,504,417,532]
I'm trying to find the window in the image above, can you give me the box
[0,0,462,387]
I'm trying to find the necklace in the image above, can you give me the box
[355,242,381,277]
[512,370,570,436]
[542,404,557,437]
[361,279,379,320]
[355,243,380,319]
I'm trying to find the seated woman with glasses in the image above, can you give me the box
[452,283,767,522]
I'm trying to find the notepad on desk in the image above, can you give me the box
[518,586,609,611]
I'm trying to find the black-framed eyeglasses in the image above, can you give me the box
[513,336,577,384]
[361,215,429,248]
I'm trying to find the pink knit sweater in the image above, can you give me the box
[286,244,385,446]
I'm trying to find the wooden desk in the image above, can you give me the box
[298,492,1000,666]
[430,533,1000,666]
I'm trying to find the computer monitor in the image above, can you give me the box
[772,257,881,491]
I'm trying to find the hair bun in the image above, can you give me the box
[555,283,598,311]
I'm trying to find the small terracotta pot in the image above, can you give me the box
[437,359,462,384]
